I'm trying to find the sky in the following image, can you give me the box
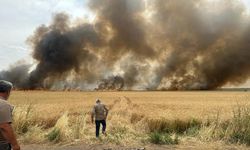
[0,0,92,70]
[0,0,250,87]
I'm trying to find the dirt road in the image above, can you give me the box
[22,142,248,150]
[22,144,167,150]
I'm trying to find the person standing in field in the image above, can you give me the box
[91,99,109,138]
[0,80,20,150]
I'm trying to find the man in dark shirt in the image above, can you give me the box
[91,99,109,138]
[0,80,20,150]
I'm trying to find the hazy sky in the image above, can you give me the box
[0,0,250,75]
[0,0,92,70]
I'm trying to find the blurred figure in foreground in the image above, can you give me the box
[0,80,20,150]
[91,99,109,138]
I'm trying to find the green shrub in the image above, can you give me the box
[149,132,178,145]
[46,128,61,143]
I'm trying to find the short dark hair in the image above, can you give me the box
[0,80,13,93]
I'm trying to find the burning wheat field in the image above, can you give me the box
[1,0,250,149]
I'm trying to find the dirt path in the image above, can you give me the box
[22,142,248,150]
[22,144,168,150]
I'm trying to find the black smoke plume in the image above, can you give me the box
[1,0,250,90]
[96,76,124,91]
[0,61,30,89]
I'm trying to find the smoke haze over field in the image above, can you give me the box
[1,0,250,90]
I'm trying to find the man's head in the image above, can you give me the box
[0,80,13,100]
[96,98,101,104]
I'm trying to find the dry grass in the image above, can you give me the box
[8,91,250,147]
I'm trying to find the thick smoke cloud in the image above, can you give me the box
[96,76,124,91]
[151,0,250,90]
[0,61,30,89]
[26,13,102,89]
[89,0,155,60]
[1,0,250,90]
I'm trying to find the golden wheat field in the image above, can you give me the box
[8,91,250,149]
[10,91,250,120]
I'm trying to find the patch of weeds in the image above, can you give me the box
[46,128,61,143]
[149,132,178,145]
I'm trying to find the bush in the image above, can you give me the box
[199,106,250,145]
[106,125,129,144]
[21,125,45,144]
[13,104,35,134]
[46,128,61,143]
[149,132,178,145]
[225,106,250,145]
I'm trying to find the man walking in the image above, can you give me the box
[91,99,109,138]
[0,80,20,150]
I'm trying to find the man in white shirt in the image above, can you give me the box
[0,80,20,150]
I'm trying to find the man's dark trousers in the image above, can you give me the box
[0,143,11,150]
[95,120,106,137]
